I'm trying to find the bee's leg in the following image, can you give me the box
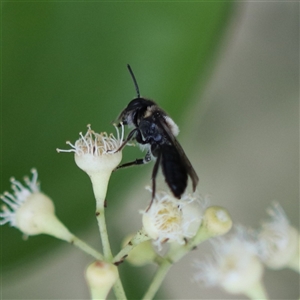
[115,150,151,170]
[115,130,150,169]
[146,152,161,211]
[116,128,138,152]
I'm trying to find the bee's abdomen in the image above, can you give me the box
[161,145,188,198]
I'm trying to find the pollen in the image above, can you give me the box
[154,202,182,232]
[142,189,203,250]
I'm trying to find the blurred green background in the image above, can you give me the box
[2,2,299,300]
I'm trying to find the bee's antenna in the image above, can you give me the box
[127,64,140,98]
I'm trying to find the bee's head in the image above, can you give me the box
[117,98,156,127]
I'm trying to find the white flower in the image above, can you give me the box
[142,189,204,250]
[0,169,72,240]
[257,203,299,270]
[194,226,264,296]
[57,124,124,208]
[85,261,118,300]
[0,169,39,228]
[57,124,123,176]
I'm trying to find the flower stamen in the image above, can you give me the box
[142,188,204,250]
[57,124,124,157]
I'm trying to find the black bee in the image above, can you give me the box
[116,65,199,205]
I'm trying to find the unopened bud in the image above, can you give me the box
[202,206,232,236]
[122,234,156,266]
[85,261,118,300]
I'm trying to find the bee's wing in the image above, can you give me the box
[157,115,199,192]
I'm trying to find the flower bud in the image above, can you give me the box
[85,261,118,300]
[202,206,232,237]
[122,234,156,266]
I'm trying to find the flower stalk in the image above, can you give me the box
[70,235,104,260]
[142,259,172,300]
[113,228,151,265]
[96,205,112,260]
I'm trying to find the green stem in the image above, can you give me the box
[113,229,150,264]
[90,173,127,300]
[70,235,104,260]
[96,206,127,300]
[96,207,113,260]
[113,278,127,300]
[89,172,112,260]
[142,224,215,299]
[169,225,212,262]
[142,260,172,300]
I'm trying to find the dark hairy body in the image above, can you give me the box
[115,65,198,206]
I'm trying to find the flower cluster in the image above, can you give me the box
[2,121,298,300]
[194,203,299,299]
